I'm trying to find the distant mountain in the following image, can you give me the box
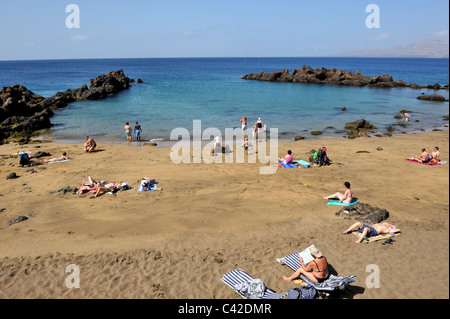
[336,39,449,58]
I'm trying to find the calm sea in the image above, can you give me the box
[0,57,448,143]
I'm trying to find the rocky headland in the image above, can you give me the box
[241,65,449,89]
[0,70,139,144]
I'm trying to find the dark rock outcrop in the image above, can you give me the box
[344,119,377,139]
[241,65,449,90]
[417,94,449,102]
[1,70,132,144]
[335,202,390,224]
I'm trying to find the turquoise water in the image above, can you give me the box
[0,57,448,142]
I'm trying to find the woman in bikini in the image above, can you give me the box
[41,152,70,163]
[323,181,355,204]
[410,148,431,163]
[282,246,329,283]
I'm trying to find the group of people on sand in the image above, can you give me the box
[280,178,403,284]
[78,176,162,198]
[282,217,402,284]
[409,146,440,163]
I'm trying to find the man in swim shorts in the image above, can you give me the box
[342,222,401,244]
[124,122,133,145]
[135,122,142,143]
[240,116,247,131]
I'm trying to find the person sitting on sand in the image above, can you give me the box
[431,146,440,163]
[94,181,120,198]
[343,222,401,244]
[410,148,431,163]
[282,246,329,283]
[323,181,355,204]
[140,177,163,191]
[84,136,97,153]
[278,150,293,164]
[41,152,70,163]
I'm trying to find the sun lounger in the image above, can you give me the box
[220,268,288,299]
[277,253,356,292]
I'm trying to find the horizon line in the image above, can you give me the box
[1,56,449,63]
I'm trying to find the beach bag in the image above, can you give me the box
[235,279,267,299]
[287,285,318,299]
[317,147,330,167]
[19,152,30,166]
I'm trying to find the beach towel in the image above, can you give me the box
[279,161,297,168]
[293,160,310,168]
[327,200,358,206]
[137,181,159,192]
[352,230,402,243]
[48,159,71,164]
[406,159,447,165]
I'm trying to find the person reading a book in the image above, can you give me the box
[282,246,329,283]
[342,222,401,244]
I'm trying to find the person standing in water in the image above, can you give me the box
[135,122,142,144]
[124,122,133,145]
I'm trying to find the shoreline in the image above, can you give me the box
[0,130,448,299]
[32,125,450,147]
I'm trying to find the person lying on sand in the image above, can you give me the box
[282,246,329,283]
[323,181,355,204]
[94,182,120,198]
[343,222,401,244]
[40,152,70,163]
[140,177,163,191]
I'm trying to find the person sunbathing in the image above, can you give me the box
[323,181,355,204]
[343,222,401,244]
[278,150,293,164]
[140,177,162,191]
[94,182,120,197]
[41,152,70,163]
[77,176,98,194]
[282,246,329,283]
[410,148,431,163]
[431,147,440,162]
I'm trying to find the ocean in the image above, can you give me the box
[0,57,448,144]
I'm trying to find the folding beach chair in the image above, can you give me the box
[220,268,288,299]
[277,253,356,298]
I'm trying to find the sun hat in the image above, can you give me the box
[309,246,322,258]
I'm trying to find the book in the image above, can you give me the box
[299,245,315,265]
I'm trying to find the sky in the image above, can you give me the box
[0,0,448,60]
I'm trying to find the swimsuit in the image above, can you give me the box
[358,224,378,237]
[135,130,141,137]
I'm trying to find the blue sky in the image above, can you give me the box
[0,0,448,60]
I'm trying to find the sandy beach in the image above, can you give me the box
[0,130,448,299]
